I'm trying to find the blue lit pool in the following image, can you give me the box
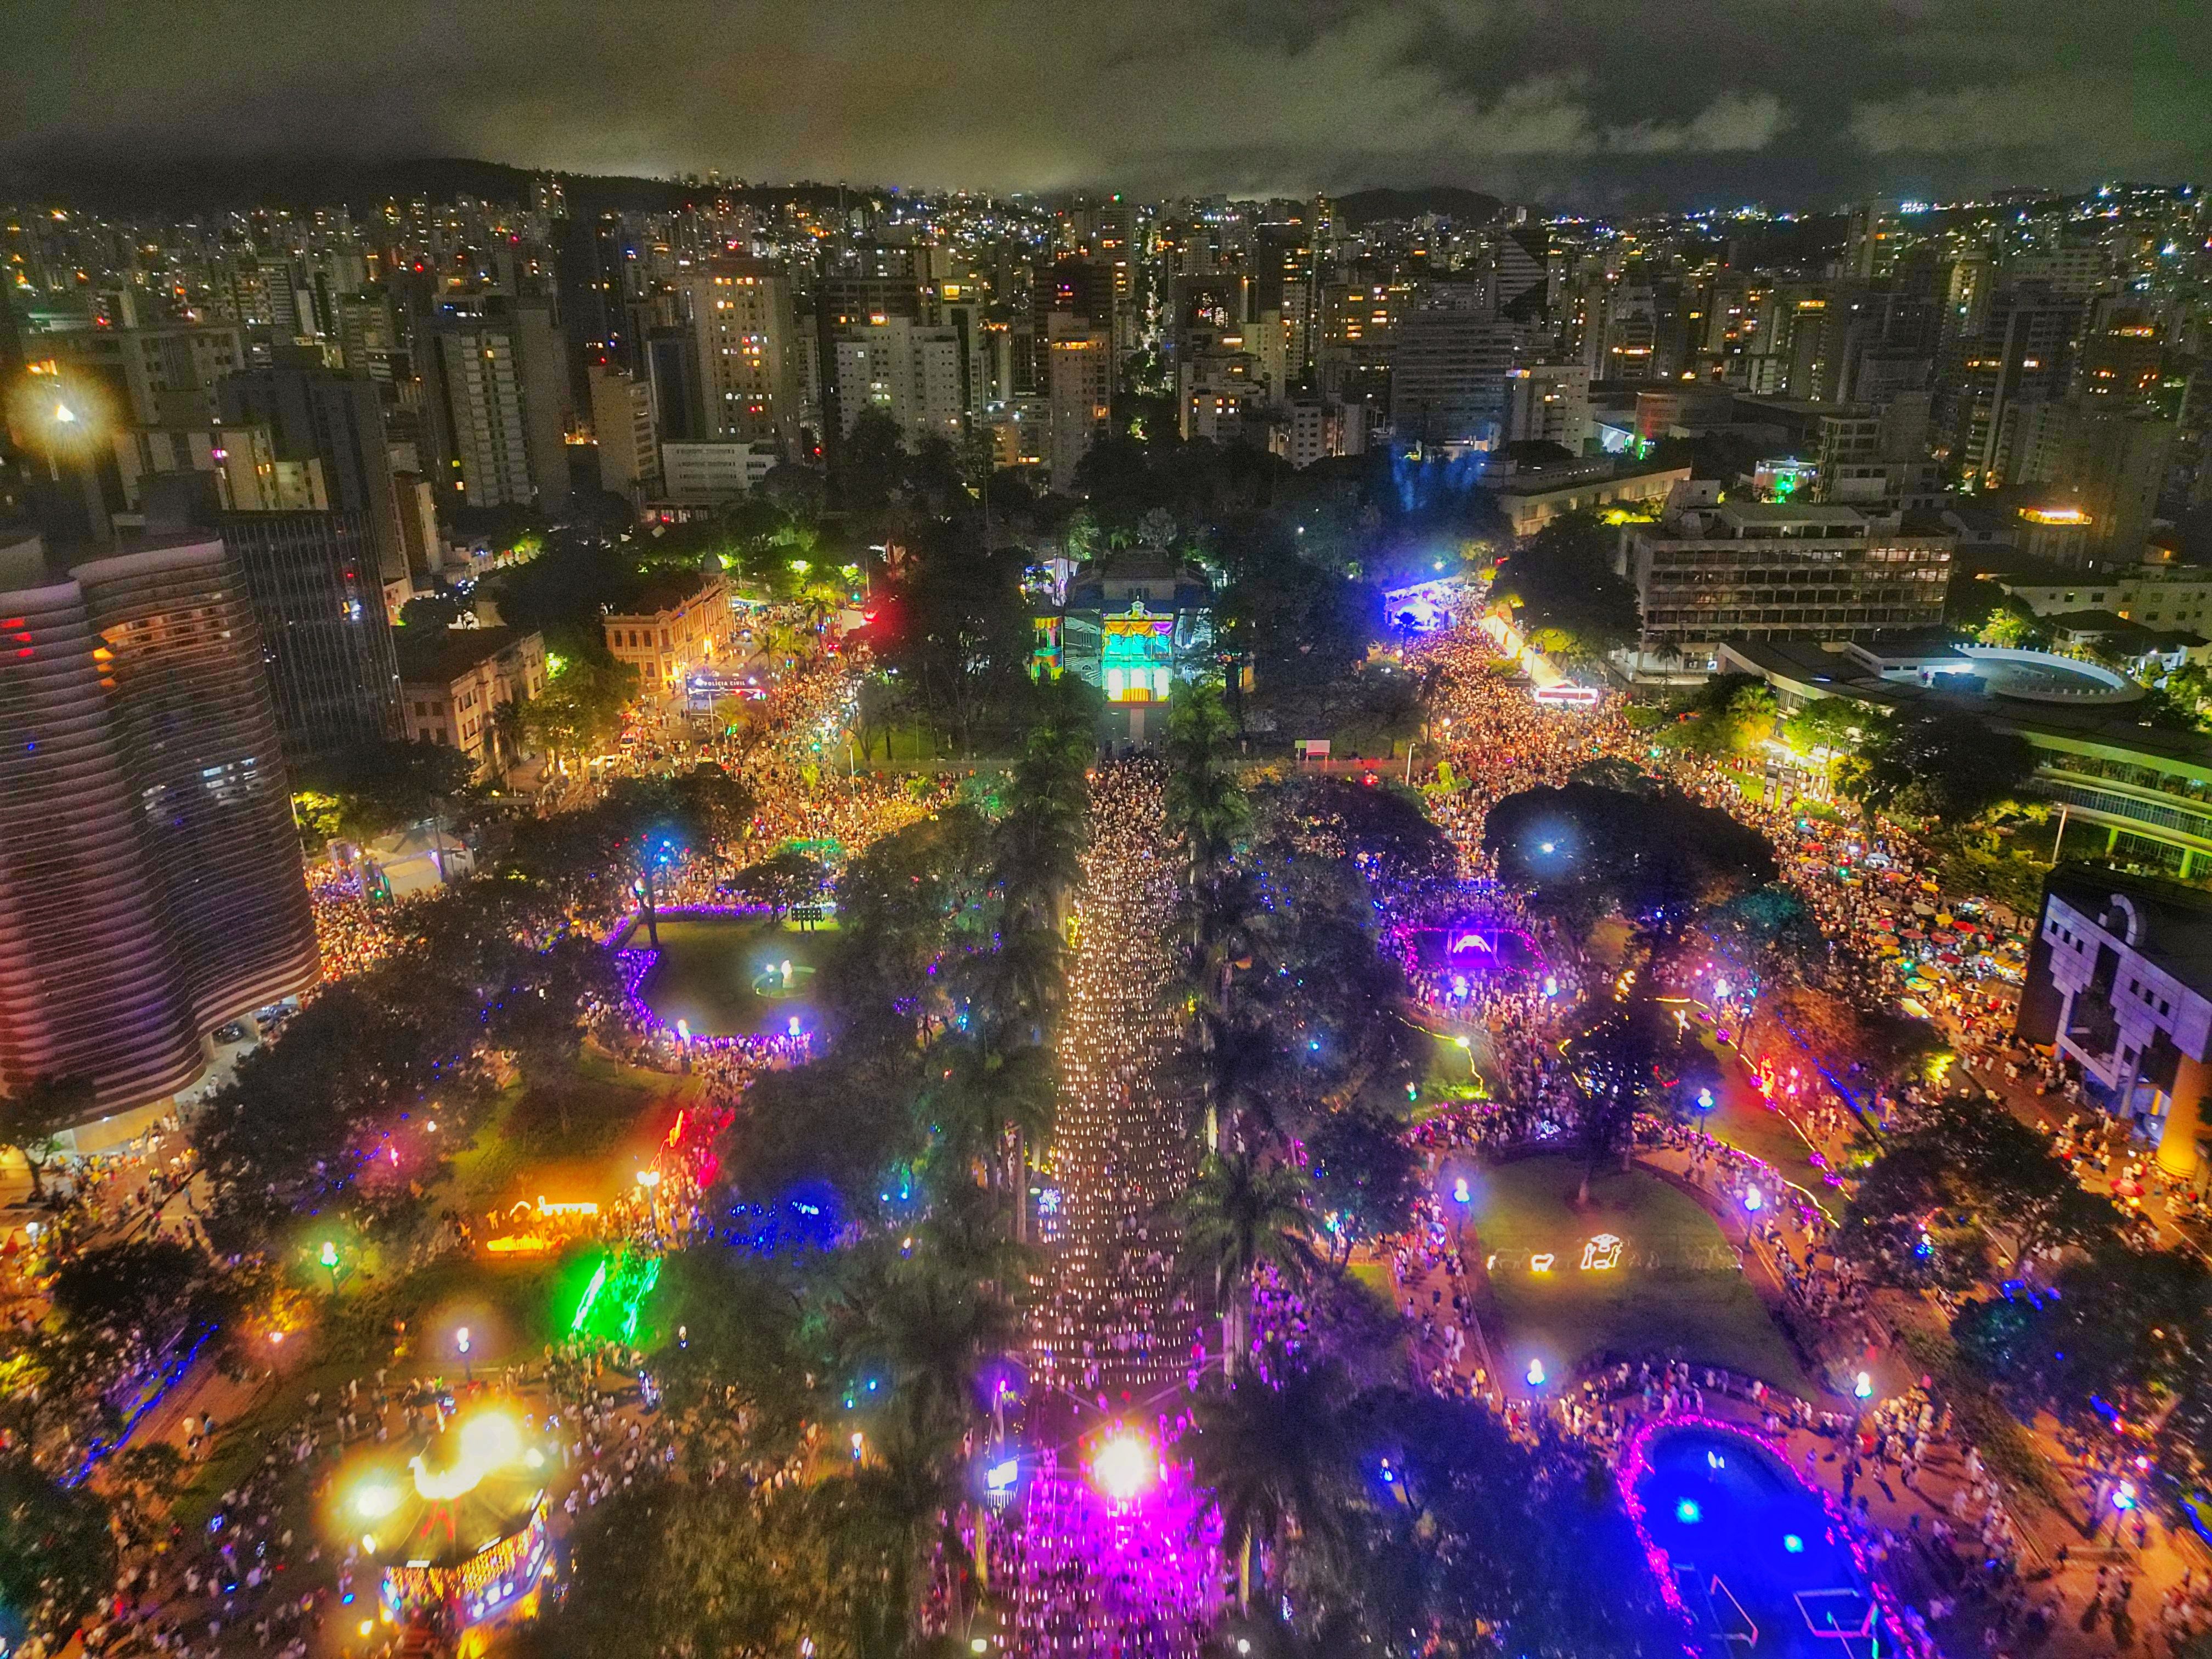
[1630,1425,1897,1659]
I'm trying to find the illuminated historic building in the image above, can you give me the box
[1036,556,1214,745]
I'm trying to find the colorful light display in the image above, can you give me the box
[1000,1452,1224,1659]
[1620,1415,1933,1659]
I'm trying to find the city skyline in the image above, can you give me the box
[4,0,2209,210]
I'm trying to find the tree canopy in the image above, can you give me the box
[1484,782,1777,933]
[1488,511,1638,660]
[1842,708,2035,822]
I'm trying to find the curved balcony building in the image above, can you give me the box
[0,533,318,1132]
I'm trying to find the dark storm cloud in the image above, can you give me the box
[3,0,2207,205]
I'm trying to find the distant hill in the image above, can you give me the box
[1334,187,1507,227]
[0,148,863,218]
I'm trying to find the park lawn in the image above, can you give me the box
[1346,1258,1396,1306]
[1468,1154,1814,1398]
[1699,1039,1839,1198]
[637,915,834,1039]
[1420,1029,1493,1102]
[173,1251,569,1525]
[452,1050,702,1206]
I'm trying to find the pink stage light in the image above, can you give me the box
[1089,1428,1156,1504]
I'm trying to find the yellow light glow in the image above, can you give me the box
[2021,506,2089,525]
[354,1482,402,1519]
[405,1412,524,1502]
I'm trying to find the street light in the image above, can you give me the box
[456,1325,473,1385]
[17,369,112,546]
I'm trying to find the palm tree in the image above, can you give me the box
[489,696,529,777]
[992,809,1085,933]
[1174,1152,1318,1378]
[1163,681,1249,903]
[831,1242,1015,1649]
[957,927,1067,1049]
[924,1038,1057,1237]
[1187,1363,1357,1612]
[1168,861,1269,1150]
[0,1075,94,1198]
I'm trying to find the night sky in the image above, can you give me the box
[4,0,2208,207]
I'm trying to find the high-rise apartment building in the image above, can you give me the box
[644,328,704,446]
[1178,348,1263,444]
[1034,259,1116,389]
[48,323,247,427]
[1942,284,2080,487]
[556,213,636,391]
[677,257,801,455]
[334,291,404,386]
[2006,400,2178,563]
[217,362,409,582]
[587,364,657,498]
[1843,202,1910,280]
[1269,397,1368,469]
[218,510,402,768]
[0,532,318,1131]
[2077,310,2165,403]
[1391,304,1519,448]
[419,297,571,510]
[830,317,965,444]
[1045,313,1114,493]
[1504,363,1592,454]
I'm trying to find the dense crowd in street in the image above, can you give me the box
[1036,759,1197,1405]
[1333,608,2212,1659]
[40,592,2212,1659]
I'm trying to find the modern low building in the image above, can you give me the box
[1488,461,1689,539]
[1036,555,1215,746]
[1621,496,1952,667]
[602,569,736,698]
[0,531,319,1141]
[1719,635,2212,876]
[396,625,548,779]
[2015,866,2212,1173]
[1998,557,2212,636]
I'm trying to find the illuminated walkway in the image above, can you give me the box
[1011,759,1220,1659]
[1034,759,1197,1406]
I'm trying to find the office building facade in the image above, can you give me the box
[218,510,402,768]
[217,364,409,582]
[1622,499,1952,661]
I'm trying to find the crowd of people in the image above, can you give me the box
[1036,759,1198,1406]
